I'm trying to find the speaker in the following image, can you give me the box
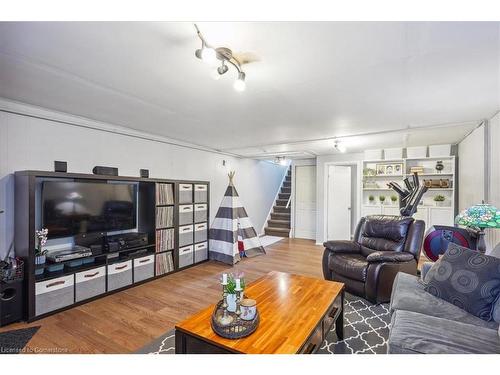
[140,169,149,178]
[92,166,118,176]
[54,160,67,173]
[0,279,24,326]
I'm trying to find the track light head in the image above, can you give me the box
[217,63,229,75]
[234,71,246,92]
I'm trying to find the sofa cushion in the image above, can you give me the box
[388,310,500,354]
[329,254,368,282]
[423,243,500,321]
[390,272,498,329]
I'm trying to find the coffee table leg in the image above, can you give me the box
[335,291,344,340]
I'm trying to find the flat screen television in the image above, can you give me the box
[42,181,137,239]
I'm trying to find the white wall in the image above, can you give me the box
[458,125,485,211]
[0,106,287,258]
[458,112,500,252]
[316,152,364,244]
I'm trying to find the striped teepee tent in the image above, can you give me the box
[209,171,266,265]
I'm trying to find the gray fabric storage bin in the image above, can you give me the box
[107,260,132,291]
[179,225,194,247]
[75,266,106,302]
[179,184,193,204]
[194,242,208,263]
[194,204,208,223]
[133,254,155,283]
[179,245,194,268]
[179,204,194,225]
[35,275,74,316]
[194,223,208,243]
[194,184,208,203]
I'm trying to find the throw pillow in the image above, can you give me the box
[423,243,500,322]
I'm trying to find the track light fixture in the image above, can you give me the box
[275,156,288,166]
[194,24,248,92]
[334,139,347,153]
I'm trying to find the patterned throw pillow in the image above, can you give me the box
[423,243,500,322]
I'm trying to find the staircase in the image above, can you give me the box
[264,167,292,237]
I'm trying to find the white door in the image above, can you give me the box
[294,166,316,239]
[327,166,352,240]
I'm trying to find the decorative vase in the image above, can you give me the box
[435,161,444,174]
[226,293,237,312]
[435,201,445,207]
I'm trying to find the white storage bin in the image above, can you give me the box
[133,254,155,283]
[179,204,194,225]
[178,224,194,247]
[75,266,106,302]
[384,147,403,160]
[107,260,133,291]
[179,184,193,204]
[194,184,208,203]
[194,223,208,243]
[364,149,383,160]
[429,144,451,158]
[406,146,427,158]
[194,242,208,263]
[35,275,75,316]
[179,245,194,268]
[194,203,208,223]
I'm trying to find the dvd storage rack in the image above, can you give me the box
[14,170,209,322]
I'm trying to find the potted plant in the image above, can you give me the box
[379,195,386,205]
[368,195,375,205]
[35,228,48,265]
[390,195,398,205]
[434,195,446,207]
[225,272,245,312]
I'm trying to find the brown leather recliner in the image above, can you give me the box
[322,215,425,303]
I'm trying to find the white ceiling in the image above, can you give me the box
[0,22,498,158]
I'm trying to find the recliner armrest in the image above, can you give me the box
[366,251,414,263]
[323,240,361,254]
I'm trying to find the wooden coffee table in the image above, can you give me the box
[175,271,344,354]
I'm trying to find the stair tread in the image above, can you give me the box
[265,226,290,232]
[268,219,290,224]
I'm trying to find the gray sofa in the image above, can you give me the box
[388,271,500,354]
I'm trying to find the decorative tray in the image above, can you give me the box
[210,300,260,339]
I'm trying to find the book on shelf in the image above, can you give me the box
[156,206,174,228]
[156,228,174,252]
[156,252,174,275]
[156,183,174,205]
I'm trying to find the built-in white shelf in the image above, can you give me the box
[362,153,457,228]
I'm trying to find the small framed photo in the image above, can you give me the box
[376,164,386,175]
[385,165,394,175]
[393,163,403,175]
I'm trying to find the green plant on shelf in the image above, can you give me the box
[390,195,398,204]
[379,195,386,204]
[368,195,375,204]
[433,195,446,202]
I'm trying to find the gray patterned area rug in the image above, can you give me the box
[0,326,40,354]
[136,294,390,354]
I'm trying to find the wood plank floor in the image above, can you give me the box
[0,238,325,354]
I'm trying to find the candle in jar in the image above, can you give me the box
[222,273,227,284]
[235,278,241,290]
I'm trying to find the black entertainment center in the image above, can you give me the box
[14,170,210,322]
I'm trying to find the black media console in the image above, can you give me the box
[14,170,210,322]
